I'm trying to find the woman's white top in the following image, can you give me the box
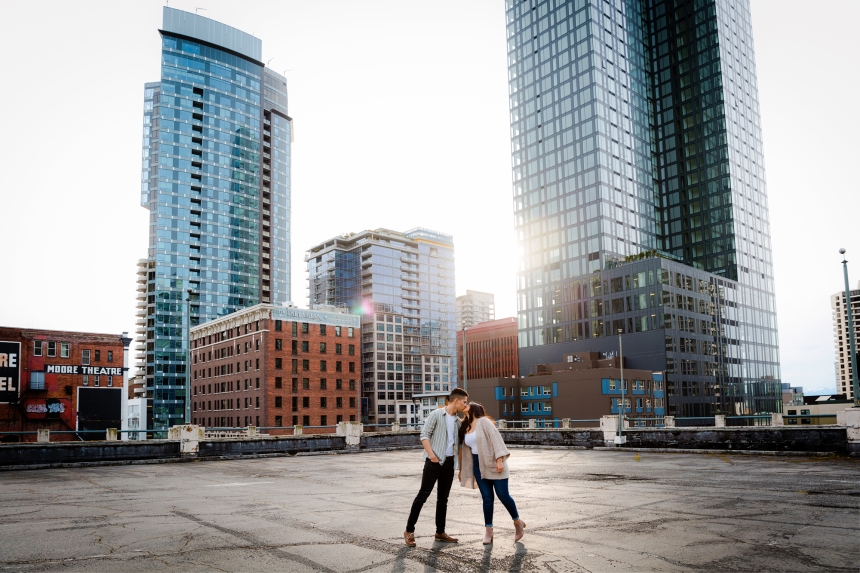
[464,431,477,450]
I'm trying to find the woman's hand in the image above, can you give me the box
[495,458,505,473]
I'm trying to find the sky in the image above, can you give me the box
[0,0,857,395]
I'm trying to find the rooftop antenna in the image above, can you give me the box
[267,57,275,67]
[195,7,207,14]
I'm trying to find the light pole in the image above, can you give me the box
[185,289,194,424]
[840,249,860,407]
[462,326,468,392]
[617,328,625,441]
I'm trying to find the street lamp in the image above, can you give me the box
[616,328,626,444]
[462,326,468,392]
[185,289,194,424]
[839,249,860,407]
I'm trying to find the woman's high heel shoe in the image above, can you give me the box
[513,519,526,543]
[482,527,493,545]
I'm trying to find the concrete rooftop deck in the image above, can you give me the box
[0,449,857,572]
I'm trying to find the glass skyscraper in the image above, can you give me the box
[306,228,457,426]
[507,0,780,418]
[137,8,291,432]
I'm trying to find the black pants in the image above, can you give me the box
[406,456,455,534]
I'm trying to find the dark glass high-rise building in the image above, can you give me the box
[506,0,780,418]
[137,8,291,432]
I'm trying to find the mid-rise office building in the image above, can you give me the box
[456,290,496,330]
[190,304,360,431]
[831,281,859,400]
[306,228,456,425]
[458,317,519,381]
[505,0,781,418]
[467,352,665,427]
[137,7,291,432]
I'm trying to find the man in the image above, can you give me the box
[404,388,469,547]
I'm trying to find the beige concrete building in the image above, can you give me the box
[831,281,860,400]
[784,395,852,426]
[456,290,495,331]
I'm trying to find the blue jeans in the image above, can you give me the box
[473,454,519,527]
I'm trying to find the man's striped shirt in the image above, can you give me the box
[420,407,460,470]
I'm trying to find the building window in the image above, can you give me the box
[107,351,113,363]
[335,326,342,337]
[320,397,327,408]
[275,358,283,370]
[349,397,356,408]
[82,375,89,386]
[348,362,355,373]
[292,322,298,336]
[302,397,309,408]
[336,397,343,408]
[320,324,327,336]
[337,414,343,423]
[320,360,327,372]
[302,341,309,352]
[82,350,90,365]
[302,359,309,371]
[275,377,282,389]
[349,380,355,390]
[349,344,355,356]
[335,361,342,372]
[276,339,283,350]
[275,416,283,427]
[302,415,310,426]
[320,379,327,390]
[302,378,309,389]
[47,342,56,357]
[33,341,43,356]
[335,343,342,355]
[95,350,101,362]
[30,372,45,391]
[291,378,298,392]
[94,375,100,387]
[275,397,282,408]
[320,342,327,353]
[302,323,309,334]
[60,342,70,358]
[292,397,298,411]
[348,327,354,338]
[276,320,282,332]
[321,415,327,426]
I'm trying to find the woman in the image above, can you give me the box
[458,402,526,545]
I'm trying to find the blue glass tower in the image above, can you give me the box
[138,8,291,432]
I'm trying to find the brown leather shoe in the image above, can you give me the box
[404,531,416,547]
[434,532,458,543]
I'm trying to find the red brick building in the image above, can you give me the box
[0,327,128,442]
[458,317,519,381]
[190,304,360,432]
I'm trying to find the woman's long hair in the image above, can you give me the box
[458,402,493,444]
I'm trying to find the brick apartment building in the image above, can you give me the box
[190,304,360,431]
[0,327,128,442]
[466,352,665,428]
[458,317,518,381]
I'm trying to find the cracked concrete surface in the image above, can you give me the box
[0,450,857,572]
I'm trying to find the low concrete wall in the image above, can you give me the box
[199,435,346,458]
[360,431,422,450]
[501,429,605,448]
[0,440,180,466]
[620,427,849,453]
[1,426,852,469]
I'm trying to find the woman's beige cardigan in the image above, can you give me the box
[458,417,511,489]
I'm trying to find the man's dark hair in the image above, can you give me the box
[448,388,469,401]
